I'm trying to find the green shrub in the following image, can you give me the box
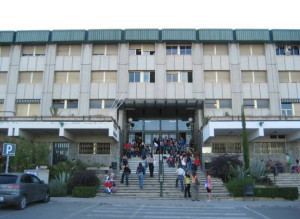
[69,170,100,193]
[49,179,67,197]
[226,177,254,197]
[48,160,87,181]
[255,187,298,200]
[72,186,97,198]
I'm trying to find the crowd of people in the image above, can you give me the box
[104,136,212,201]
[264,153,300,174]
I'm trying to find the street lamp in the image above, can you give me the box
[158,139,164,197]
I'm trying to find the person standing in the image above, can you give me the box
[205,171,212,201]
[285,153,292,173]
[136,162,145,189]
[148,154,154,177]
[191,170,200,201]
[184,170,191,198]
[175,165,185,192]
[120,164,131,186]
[180,137,185,153]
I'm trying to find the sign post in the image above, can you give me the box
[2,143,16,173]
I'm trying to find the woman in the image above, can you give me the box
[120,164,131,186]
[191,170,199,201]
[136,162,145,189]
[184,170,191,198]
[205,171,213,201]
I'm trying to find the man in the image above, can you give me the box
[124,141,131,158]
[104,178,116,194]
[180,137,185,153]
[175,165,185,192]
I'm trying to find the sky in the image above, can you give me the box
[1,0,300,31]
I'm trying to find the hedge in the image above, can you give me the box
[255,187,298,200]
[71,186,97,198]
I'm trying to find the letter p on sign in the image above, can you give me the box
[2,143,16,156]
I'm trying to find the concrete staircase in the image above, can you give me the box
[273,173,300,196]
[97,155,231,200]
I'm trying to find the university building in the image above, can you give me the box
[0,29,299,167]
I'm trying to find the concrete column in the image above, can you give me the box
[41,44,56,116]
[155,43,166,99]
[265,43,281,115]
[4,45,21,116]
[118,43,129,97]
[192,43,204,99]
[229,43,243,116]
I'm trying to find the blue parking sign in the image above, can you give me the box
[3,143,16,156]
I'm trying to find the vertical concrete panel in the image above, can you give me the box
[213,83,222,98]
[82,44,92,65]
[63,56,72,70]
[294,57,300,69]
[119,43,129,65]
[10,45,21,66]
[265,44,276,65]
[128,84,137,98]
[249,56,258,69]
[240,56,249,70]
[72,57,81,70]
[231,92,243,116]
[60,84,70,99]
[166,55,175,70]
[230,65,242,93]
[70,84,79,99]
[90,84,99,99]
[4,93,17,115]
[107,84,117,99]
[221,56,230,70]
[19,57,28,71]
[33,85,42,99]
[242,84,251,98]
[118,43,129,95]
[185,84,193,98]
[297,84,300,98]
[211,56,221,70]
[222,84,231,98]
[136,83,146,99]
[166,83,175,98]
[27,57,37,70]
[276,56,286,70]
[55,57,64,70]
[6,65,19,94]
[192,43,202,65]
[0,85,6,98]
[0,57,10,71]
[229,44,240,65]
[91,56,100,70]
[79,65,91,93]
[16,84,26,98]
[175,83,185,99]
[36,56,45,70]
[260,84,269,99]
[109,56,118,70]
[155,64,166,98]
[183,56,192,70]
[24,84,35,98]
[156,43,166,65]
[146,84,155,99]
[203,56,212,70]
[250,83,261,98]
[269,92,280,115]
[128,56,137,70]
[137,56,147,70]
[284,56,295,70]
[279,84,289,98]
[99,83,108,98]
[146,56,155,70]
[257,56,267,70]
[204,84,213,98]
[288,84,298,98]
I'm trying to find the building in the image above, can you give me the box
[0,29,299,167]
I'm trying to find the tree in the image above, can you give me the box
[241,106,250,170]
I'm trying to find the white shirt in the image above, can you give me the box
[176,168,184,176]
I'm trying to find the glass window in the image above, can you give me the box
[145,120,159,130]
[53,100,65,109]
[144,72,150,82]
[106,45,118,55]
[217,71,230,83]
[0,46,10,57]
[161,120,176,130]
[205,100,217,109]
[0,72,7,84]
[104,100,114,108]
[67,100,78,109]
[166,46,177,55]
[243,100,255,108]
[178,120,190,131]
[180,72,188,82]
[279,71,290,83]
[166,72,178,82]
[257,100,269,108]
[91,71,104,83]
[90,100,102,108]
[180,46,191,55]
[93,45,105,55]
[219,100,232,109]
[281,103,292,116]
[105,72,117,83]
[131,120,143,130]
[276,45,285,55]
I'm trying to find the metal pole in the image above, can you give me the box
[159,143,163,197]
[5,156,9,173]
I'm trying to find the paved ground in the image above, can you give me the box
[1,197,300,219]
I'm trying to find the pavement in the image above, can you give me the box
[51,196,300,208]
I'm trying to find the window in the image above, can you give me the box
[52,99,78,109]
[276,45,299,55]
[242,71,267,83]
[55,71,79,84]
[204,71,230,83]
[79,142,110,154]
[240,44,265,55]
[0,102,3,116]
[129,71,155,83]
[129,44,155,55]
[22,45,46,56]
[0,46,10,57]
[205,99,232,109]
[281,101,300,116]
[93,44,118,55]
[166,45,191,55]
[279,71,300,83]
[18,72,43,84]
[243,99,269,109]
[166,71,192,83]
[91,71,117,83]
[203,44,228,55]
[212,142,242,153]
[57,45,81,56]
[16,100,40,116]
[89,99,115,109]
[0,72,7,84]
[253,142,285,154]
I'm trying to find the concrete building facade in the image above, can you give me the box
[0,29,299,168]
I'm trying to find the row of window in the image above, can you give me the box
[1,44,299,57]
[79,142,110,154]
[211,142,285,154]
[1,99,299,117]
[1,71,299,85]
